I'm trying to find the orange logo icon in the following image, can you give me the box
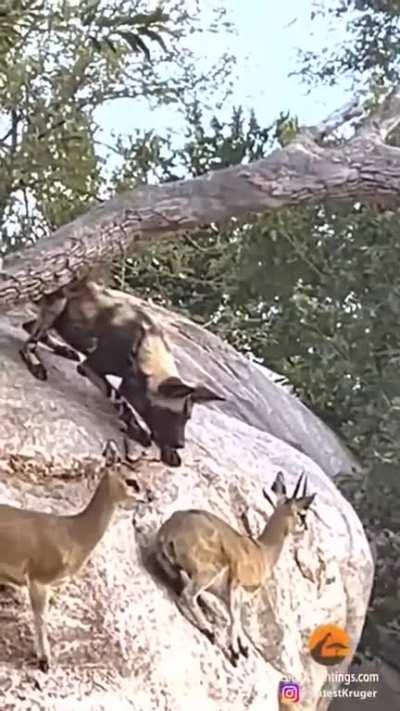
[308,624,351,666]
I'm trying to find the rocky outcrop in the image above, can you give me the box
[0,303,373,710]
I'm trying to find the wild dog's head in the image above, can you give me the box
[119,374,224,467]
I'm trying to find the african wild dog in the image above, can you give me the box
[20,281,224,466]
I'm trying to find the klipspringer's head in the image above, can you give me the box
[263,471,316,534]
[101,439,141,502]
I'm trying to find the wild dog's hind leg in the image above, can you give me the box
[19,293,67,381]
[22,320,80,363]
[77,360,151,447]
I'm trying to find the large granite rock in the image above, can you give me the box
[0,301,373,710]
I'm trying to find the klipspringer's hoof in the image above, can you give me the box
[238,637,249,657]
[160,447,181,467]
[202,628,215,645]
[38,656,50,673]
[198,596,213,621]
[19,350,47,381]
[228,647,240,667]
[145,488,154,503]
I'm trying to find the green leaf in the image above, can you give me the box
[140,28,168,54]
[128,9,169,26]
[104,37,117,53]
[117,31,151,61]
[88,35,102,52]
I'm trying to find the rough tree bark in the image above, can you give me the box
[1,87,400,310]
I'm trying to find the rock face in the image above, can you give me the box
[0,302,373,711]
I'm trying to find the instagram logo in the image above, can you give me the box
[279,680,301,704]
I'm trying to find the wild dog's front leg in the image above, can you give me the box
[19,293,67,381]
[77,360,151,447]
[22,320,80,362]
[117,397,152,447]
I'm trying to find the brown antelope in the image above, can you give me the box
[154,471,315,665]
[19,281,224,467]
[0,439,148,672]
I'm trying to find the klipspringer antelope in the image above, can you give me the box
[0,439,148,672]
[155,471,315,665]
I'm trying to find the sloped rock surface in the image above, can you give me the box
[0,305,372,710]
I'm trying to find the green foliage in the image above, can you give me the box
[0,0,234,252]
[110,105,272,318]
[337,463,400,658]
[85,4,172,60]
[291,0,400,656]
[299,0,400,89]
[0,1,43,55]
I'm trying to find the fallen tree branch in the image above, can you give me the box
[1,87,400,312]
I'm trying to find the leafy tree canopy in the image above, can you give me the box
[0,0,233,251]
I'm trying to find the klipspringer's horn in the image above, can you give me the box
[263,487,276,509]
[292,472,306,499]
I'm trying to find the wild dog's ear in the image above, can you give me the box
[158,377,195,399]
[191,385,225,403]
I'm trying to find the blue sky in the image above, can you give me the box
[98,0,350,150]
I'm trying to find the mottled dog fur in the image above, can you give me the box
[20,281,224,466]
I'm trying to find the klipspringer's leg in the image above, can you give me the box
[22,320,80,362]
[239,509,253,538]
[27,579,51,672]
[77,360,151,447]
[225,583,248,665]
[19,293,67,381]
[176,571,218,644]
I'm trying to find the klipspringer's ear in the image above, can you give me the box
[158,377,195,399]
[297,493,316,510]
[271,470,287,498]
[102,439,120,467]
[191,384,225,403]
